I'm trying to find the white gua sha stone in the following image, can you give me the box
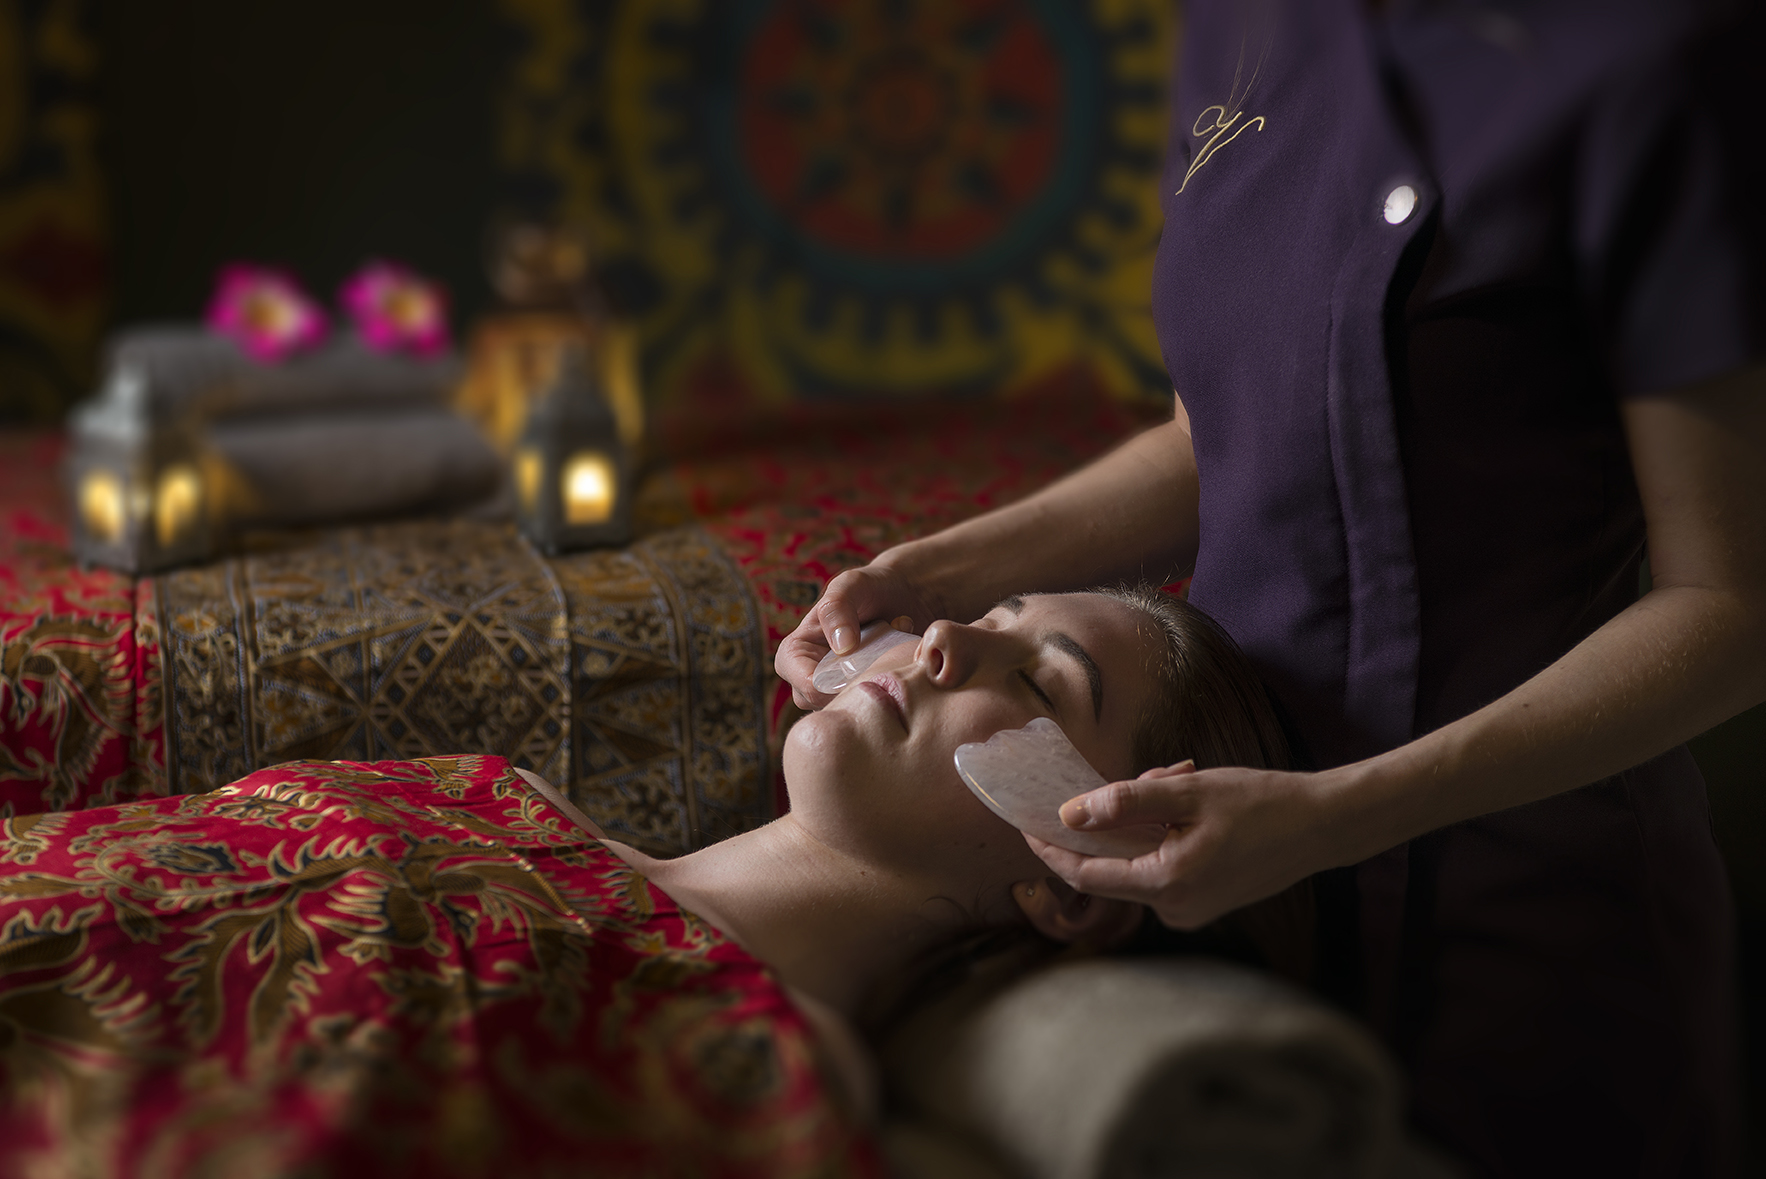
[811,620,920,694]
[955,717,1167,858]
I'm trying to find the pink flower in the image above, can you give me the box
[340,261,451,356]
[205,265,327,361]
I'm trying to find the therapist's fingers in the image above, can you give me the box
[1025,830,1213,927]
[1025,830,1191,893]
[814,565,939,656]
[815,568,901,655]
[814,574,867,657]
[777,601,840,710]
[1060,762,1198,830]
[1024,835,1103,886]
[1034,765,1336,930]
[775,566,937,708]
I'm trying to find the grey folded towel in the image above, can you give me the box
[208,409,501,528]
[880,958,1402,1179]
[76,327,498,538]
[106,326,461,421]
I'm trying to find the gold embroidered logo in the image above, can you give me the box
[1176,106,1267,194]
[1176,11,1273,195]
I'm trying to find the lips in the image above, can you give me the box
[854,675,909,733]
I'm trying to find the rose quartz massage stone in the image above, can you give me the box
[812,621,920,693]
[955,718,1167,858]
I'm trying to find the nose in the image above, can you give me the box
[917,619,1000,689]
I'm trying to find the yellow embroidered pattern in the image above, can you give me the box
[1176,106,1267,195]
[1176,10,1274,196]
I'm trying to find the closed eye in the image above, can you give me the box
[1018,669,1057,713]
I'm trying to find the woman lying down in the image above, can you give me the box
[0,586,1291,1177]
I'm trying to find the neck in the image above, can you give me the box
[604,819,966,1016]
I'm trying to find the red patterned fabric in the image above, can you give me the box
[657,380,1168,809]
[0,385,1164,819]
[0,754,877,1177]
[665,383,1163,647]
[0,432,165,815]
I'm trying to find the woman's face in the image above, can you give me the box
[782,592,1163,909]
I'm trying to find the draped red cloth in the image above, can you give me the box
[0,754,879,1177]
[0,432,166,814]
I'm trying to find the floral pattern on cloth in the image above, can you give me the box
[660,381,1168,813]
[0,384,1163,831]
[0,754,879,1178]
[0,433,166,818]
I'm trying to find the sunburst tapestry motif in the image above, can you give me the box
[498,0,1174,406]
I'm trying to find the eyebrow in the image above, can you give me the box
[993,596,1103,721]
[1048,632,1104,721]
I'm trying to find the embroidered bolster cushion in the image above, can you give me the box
[3,387,1169,854]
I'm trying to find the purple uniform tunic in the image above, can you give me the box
[1151,1,1763,1173]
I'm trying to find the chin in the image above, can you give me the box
[781,708,871,795]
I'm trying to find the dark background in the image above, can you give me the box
[7,0,1766,1165]
[99,0,509,335]
[1697,706,1766,1172]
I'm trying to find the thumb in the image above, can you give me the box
[1061,774,1200,831]
[816,579,868,656]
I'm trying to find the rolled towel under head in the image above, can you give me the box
[880,957,1402,1179]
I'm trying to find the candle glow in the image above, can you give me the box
[561,452,616,525]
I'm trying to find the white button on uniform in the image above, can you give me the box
[1383,184,1419,225]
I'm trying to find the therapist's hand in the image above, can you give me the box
[774,560,943,710]
[1026,761,1343,930]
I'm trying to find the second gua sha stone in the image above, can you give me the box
[955,718,1167,858]
[812,621,920,694]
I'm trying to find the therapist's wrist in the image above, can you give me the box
[870,537,971,624]
[1307,753,1444,868]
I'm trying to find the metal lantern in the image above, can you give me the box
[512,347,633,554]
[455,220,645,457]
[65,362,215,572]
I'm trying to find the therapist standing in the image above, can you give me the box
[777,0,1766,1173]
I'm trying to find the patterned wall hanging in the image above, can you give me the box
[0,0,106,422]
[498,0,1174,409]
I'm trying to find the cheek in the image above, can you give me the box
[926,800,1049,889]
[941,692,1038,752]
[917,744,1043,865]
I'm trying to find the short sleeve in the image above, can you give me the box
[1576,4,1766,397]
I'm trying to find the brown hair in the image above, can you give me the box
[1092,584,1292,775]
[861,585,1310,1040]
[1099,585,1311,981]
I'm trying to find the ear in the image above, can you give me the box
[1012,876,1142,947]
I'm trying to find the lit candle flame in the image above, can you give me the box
[79,470,125,543]
[154,464,203,546]
[561,451,615,525]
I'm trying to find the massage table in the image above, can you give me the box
[0,387,1456,1177]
